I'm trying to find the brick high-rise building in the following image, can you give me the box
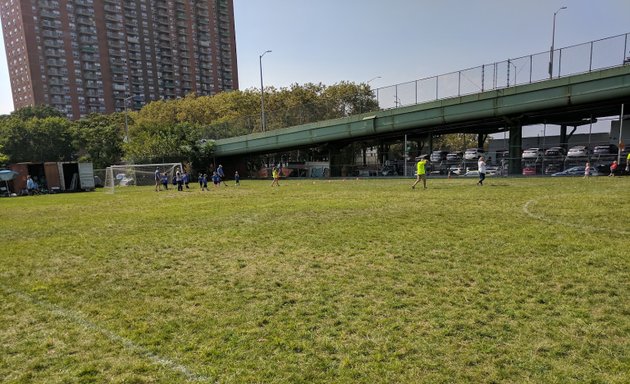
[0,0,238,119]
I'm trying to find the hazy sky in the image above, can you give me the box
[0,0,628,122]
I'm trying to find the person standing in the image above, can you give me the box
[411,156,428,189]
[161,172,169,190]
[271,166,280,187]
[626,151,630,172]
[211,171,220,187]
[609,160,618,177]
[217,164,229,186]
[183,172,190,189]
[200,174,208,191]
[477,156,486,186]
[234,171,240,186]
[584,161,591,178]
[175,171,183,191]
[26,175,38,195]
[154,167,161,191]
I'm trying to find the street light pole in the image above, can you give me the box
[549,6,567,79]
[259,50,272,132]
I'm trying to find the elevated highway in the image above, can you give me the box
[215,66,630,162]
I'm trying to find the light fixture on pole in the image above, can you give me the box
[549,6,567,79]
[259,50,272,132]
[366,76,381,86]
[123,95,134,143]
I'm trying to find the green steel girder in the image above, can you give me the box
[214,66,630,157]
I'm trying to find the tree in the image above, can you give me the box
[11,105,65,120]
[432,133,485,152]
[73,113,125,168]
[0,116,74,163]
[123,121,203,164]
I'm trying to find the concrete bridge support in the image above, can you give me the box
[508,123,522,175]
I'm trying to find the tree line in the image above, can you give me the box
[0,82,378,170]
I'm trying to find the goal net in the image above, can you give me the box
[104,163,183,193]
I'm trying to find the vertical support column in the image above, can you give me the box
[508,122,522,175]
[477,134,485,149]
[559,124,567,150]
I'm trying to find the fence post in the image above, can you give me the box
[589,42,593,72]
[624,33,628,65]
[481,64,485,92]
[529,55,533,83]
[558,48,562,77]
[415,80,418,104]
[435,76,439,100]
[458,71,461,96]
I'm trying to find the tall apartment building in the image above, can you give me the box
[0,0,238,119]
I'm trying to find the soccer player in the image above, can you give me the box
[200,174,208,191]
[211,171,220,187]
[234,171,240,186]
[477,156,486,186]
[271,166,280,187]
[411,156,429,189]
[161,172,169,190]
[217,164,229,186]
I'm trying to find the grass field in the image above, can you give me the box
[1,176,629,383]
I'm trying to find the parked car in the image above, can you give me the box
[522,148,544,161]
[544,146,565,158]
[463,148,485,160]
[522,165,537,176]
[592,144,618,156]
[446,151,463,162]
[566,146,589,158]
[464,170,479,177]
[430,150,449,162]
[485,166,499,176]
[94,175,103,188]
[448,166,463,175]
[381,165,398,176]
[544,163,563,175]
[551,166,590,176]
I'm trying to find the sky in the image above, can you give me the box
[0,0,628,135]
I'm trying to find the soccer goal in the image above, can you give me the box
[104,163,183,193]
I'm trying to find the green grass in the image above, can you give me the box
[1,177,629,383]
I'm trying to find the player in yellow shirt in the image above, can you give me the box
[271,166,280,187]
[411,155,429,189]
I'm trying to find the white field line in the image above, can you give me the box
[522,199,630,235]
[1,285,210,383]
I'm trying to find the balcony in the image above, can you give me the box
[75,7,92,16]
[105,14,123,22]
[40,10,60,19]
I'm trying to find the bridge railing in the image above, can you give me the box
[376,32,629,109]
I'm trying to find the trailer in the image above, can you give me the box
[7,162,95,193]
